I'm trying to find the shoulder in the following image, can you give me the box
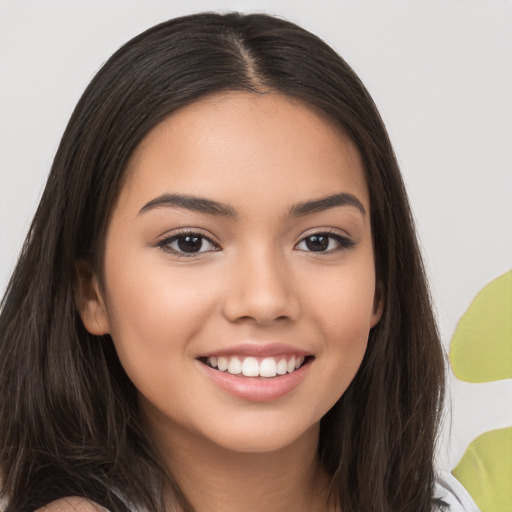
[433,472,481,512]
[35,497,109,512]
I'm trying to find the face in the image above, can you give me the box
[80,92,381,454]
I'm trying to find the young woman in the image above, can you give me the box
[0,12,479,512]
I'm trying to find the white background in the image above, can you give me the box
[1,0,511,471]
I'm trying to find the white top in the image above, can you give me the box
[434,472,481,511]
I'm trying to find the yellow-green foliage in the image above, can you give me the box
[453,427,512,512]
[450,271,512,382]
[449,270,512,511]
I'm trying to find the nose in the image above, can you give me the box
[222,249,300,325]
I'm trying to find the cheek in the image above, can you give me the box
[102,256,222,365]
[101,259,225,416]
[308,259,377,336]
[300,260,376,398]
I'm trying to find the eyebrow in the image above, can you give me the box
[138,191,366,219]
[287,192,366,217]
[138,193,238,218]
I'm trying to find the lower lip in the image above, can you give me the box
[197,360,311,402]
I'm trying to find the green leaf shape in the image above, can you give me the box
[450,270,512,382]
[452,427,512,512]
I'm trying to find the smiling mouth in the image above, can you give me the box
[198,355,313,378]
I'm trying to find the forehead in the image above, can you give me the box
[121,92,369,215]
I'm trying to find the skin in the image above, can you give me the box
[36,497,108,512]
[79,92,382,511]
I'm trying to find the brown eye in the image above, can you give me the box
[176,235,204,253]
[296,233,355,253]
[304,235,329,252]
[158,233,218,255]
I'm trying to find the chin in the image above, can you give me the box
[203,418,320,455]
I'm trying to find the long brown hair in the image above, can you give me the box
[0,12,445,512]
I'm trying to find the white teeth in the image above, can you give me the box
[276,358,288,375]
[227,357,242,375]
[241,357,259,377]
[259,357,277,378]
[207,354,308,377]
[217,357,228,372]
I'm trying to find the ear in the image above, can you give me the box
[74,260,110,335]
[370,281,384,328]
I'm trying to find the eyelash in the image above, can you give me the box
[156,229,355,257]
[295,230,355,253]
[156,230,219,257]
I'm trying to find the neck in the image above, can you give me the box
[146,414,331,512]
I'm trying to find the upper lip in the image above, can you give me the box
[197,342,311,359]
